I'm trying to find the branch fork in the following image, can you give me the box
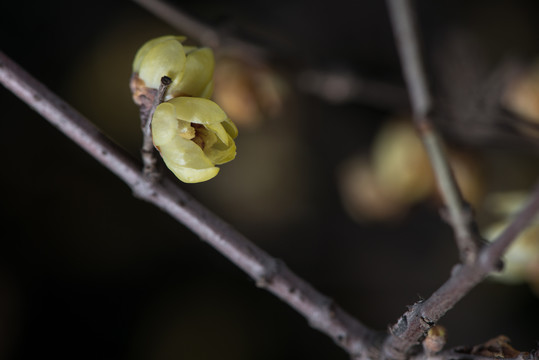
[384,0,539,358]
[1,2,539,358]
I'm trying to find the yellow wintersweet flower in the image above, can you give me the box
[132,35,215,99]
[131,35,238,183]
[484,191,539,294]
[152,97,238,183]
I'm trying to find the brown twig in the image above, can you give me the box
[140,75,171,181]
[0,50,383,360]
[382,0,539,358]
[297,68,409,109]
[386,0,482,264]
[133,0,413,111]
[382,179,539,360]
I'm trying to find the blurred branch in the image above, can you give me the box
[434,33,539,152]
[1,46,536,360]
[131,0,267,59]
[133,0,414,112]
[386,0,482,264]
[382,178,539,360]
[297,68,409,110]
[482,182,539,265]
[382,0,539,359]
[0,51,382,360]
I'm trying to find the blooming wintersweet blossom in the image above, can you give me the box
[131,35,238,183]
[151,97,238,183]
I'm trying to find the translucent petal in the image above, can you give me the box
[169,48,215,98]
[205,135,237,165]
[222,118,239,139]
[132,35,186,72]
[167,97,228,125]
[199,79,214,99]
[159,134,215,169]
[166,164,219,183]
[151,103,178,146]
[205,122,230,145]
[182,46,198,54]
[138,39,186,89]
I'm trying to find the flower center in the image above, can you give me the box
[191,124,206,149]
[177,123,206,150]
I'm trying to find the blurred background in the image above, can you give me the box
[1,0,539,359]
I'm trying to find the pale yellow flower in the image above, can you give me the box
[132,35,214,99]
[132,35,238,183]
[152,97,238,183]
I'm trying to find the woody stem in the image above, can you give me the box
[141,75,172,180]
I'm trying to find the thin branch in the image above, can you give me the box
[0,51,382,360]
[386,0,481,264]
[383,0,539,358]
[382,180,539,360]
[133,0,415,113]
[141,75,171,181]
[133,0,219,48]
[386,0,430,117]
[296,68,409,109]
[481,183,539,267]
[131,0,267,59]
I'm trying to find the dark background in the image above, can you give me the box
[1,0,539,359]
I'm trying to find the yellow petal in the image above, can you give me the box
[166,164,219,183]
[182,45,198,54]
[199,79,214,99]
[159,134,215,169]
[222,118,239,139]
[205,122,231,145]
[167,97,228,125]
[138,39,186,89]
[169,48,215,98]
[205,134,237,165]
[132,35,186,72]
[151,102,178,146]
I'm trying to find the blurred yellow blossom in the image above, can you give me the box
[338,120,484,222]
[213,56,286,127]
[485,220,539,293]
[483,191,539,294]
[371,120,435,205]
[503,60,539,124]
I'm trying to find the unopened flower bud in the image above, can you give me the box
[422,325,447,355]
[132,35,215,100]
